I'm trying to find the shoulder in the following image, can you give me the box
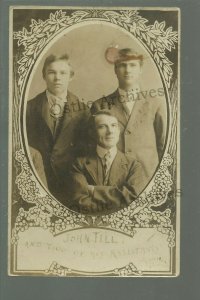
[71,154,91,172]
[117,151,141,169]
[117,150,137,164]
[27,91,46,109]
[144,93,166,110]
[91,90,118,113]
[73,148,96,165]
[26,91,46,119]
[67,90,91,118]
[97,90,118,102]
[68,90,79,102]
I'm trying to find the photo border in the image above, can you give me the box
[9,6,180,277]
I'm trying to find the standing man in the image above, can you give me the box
[26,53,88,199]
[91,48,167,181]
[66,110,145,214]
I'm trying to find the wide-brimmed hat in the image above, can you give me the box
[105,47,144,65]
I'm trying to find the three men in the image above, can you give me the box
[91,48,167,180]
[26,54,88,199]
[66,111,145,214]
[26,48,167,212]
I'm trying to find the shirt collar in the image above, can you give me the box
[96,144,117,160]
[46,89,68,108]
[118,85,140,96]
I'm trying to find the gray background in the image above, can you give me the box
[0,1,200,300]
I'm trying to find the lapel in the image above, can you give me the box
[84,154,103,185]
[124,84,149,129]
[109,90,128,127]
[41,91,55,136]
[108,151,129,185]
[53,92,82,150]
[110,88,148,130]
[125,97,147,130]
[83,151,129,186]
[58,91,74,131]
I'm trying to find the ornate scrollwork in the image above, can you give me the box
[14,9,178,91]
[45,261,142,277]
[12,9,178,256]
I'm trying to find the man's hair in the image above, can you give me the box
[115,48,144,67]
[93,109,118,120]
[87,110,119,144]
[42,53,74,78]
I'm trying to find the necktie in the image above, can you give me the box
[53,102,67,141]
[121,101,131,118]
[103,151,112,182]
[119,94,130,118]
[119,88,139,118]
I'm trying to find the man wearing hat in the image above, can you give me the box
[26,53,88,199]
[91,48,167,181]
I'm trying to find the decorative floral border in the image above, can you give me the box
[13,149,174,247]
[45,261,142,277]
[11,8,178,275]
[14,9,178,90]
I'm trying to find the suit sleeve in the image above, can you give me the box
[92,160,145,211]
[90,97,112,114]
[29,146,48,188]
[67,159,145,214]
[154,99,167,161]
[66,159,99,213]
[26,100,37,148]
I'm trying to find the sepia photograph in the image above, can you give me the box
[9,6,180,276]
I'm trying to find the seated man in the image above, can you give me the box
[66,110,146,214]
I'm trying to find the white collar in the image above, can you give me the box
[96,144,117,160]
[118,85,140,96]
[46,89,68,108]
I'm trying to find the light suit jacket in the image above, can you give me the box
[91,90,167,180]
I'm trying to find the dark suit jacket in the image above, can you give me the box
[26,90,89,197]
[29,146,48,188]
[91,90,167,180]
[66,150,146,214]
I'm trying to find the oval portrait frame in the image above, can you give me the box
[13,9,178,244]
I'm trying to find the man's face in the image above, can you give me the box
[95,114,120,149]
[44,60,71,96]
[115,59,142,89]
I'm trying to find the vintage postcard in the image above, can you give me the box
[9,6,180,276]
